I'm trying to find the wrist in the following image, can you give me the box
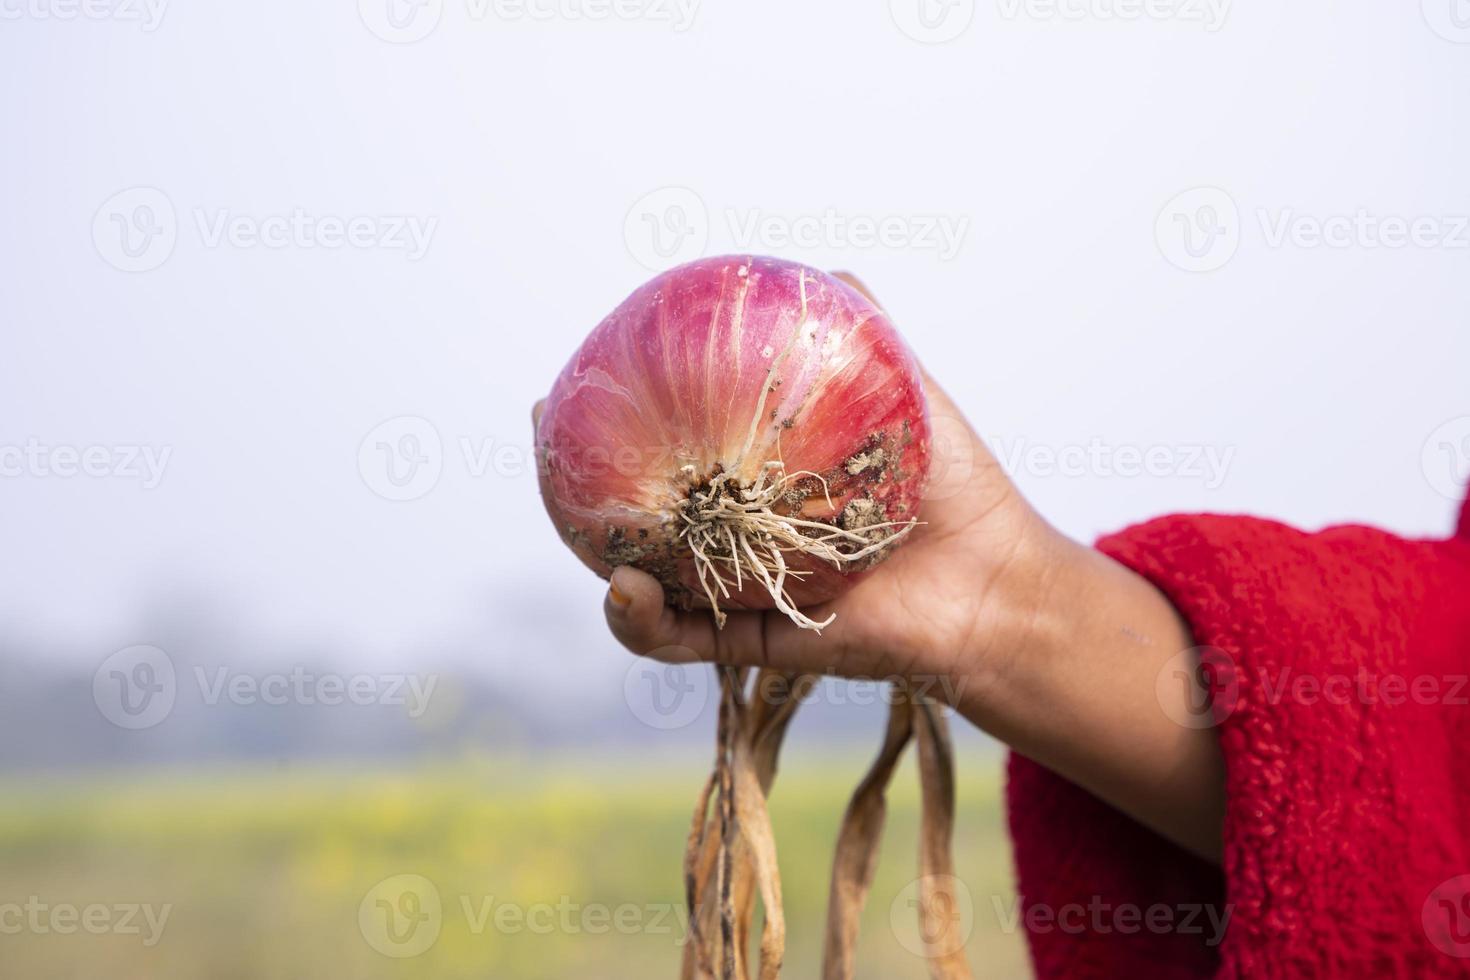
[951,519,1194,733]
[945,512,1080,718]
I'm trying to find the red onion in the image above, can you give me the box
[536,256,931,630]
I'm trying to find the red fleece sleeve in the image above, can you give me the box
[1006,497,1470,979]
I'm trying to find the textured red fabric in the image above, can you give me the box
[1007,491,1470,978]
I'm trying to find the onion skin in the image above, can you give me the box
[536,255,931,617]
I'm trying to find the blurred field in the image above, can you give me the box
[0,751,1030,979]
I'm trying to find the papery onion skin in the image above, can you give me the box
[536,255,931,617]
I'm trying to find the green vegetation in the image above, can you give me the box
[0,751,1030,979]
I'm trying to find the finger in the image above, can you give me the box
[831,270,882,310]
[604,565,718,661]
[834,268,956,414]
[604,566,833,672]
[918,368,971,434]
[830,271,964,421]
[531,398,546,432]
[827,272,1001,520]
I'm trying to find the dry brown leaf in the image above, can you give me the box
[821,694,915,980]
[914,698,972,980]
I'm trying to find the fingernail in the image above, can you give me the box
[608,584,631,609]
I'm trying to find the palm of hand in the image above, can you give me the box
[600,374,1044,702]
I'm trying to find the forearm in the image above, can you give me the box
[954,529,1226,862]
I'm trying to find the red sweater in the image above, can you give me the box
[1007,492,1470,978]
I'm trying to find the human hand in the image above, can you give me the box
[537,270,1224,861]
[538,271,1060,708]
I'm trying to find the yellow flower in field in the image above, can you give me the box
[299,837,357,895]
[511,847,581,901]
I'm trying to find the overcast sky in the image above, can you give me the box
[2,1,1467,710]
